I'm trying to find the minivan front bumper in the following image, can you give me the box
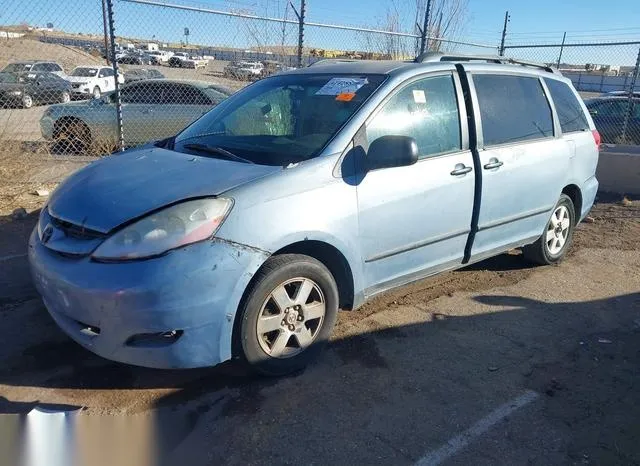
[28,228,269,369]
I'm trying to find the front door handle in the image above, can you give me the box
[450,164,472,176]
[483,158,504,170]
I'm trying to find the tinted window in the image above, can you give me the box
[474,74,553,146]
[545,79,590,133]
[121,83,162,104]
[367,74,461,158]
[100,68,114,77]
[592,100,628,118]
[49,63,62,72]
[162,83,211,105]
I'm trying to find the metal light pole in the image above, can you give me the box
[419,0,432,55]
[499,11,510,56]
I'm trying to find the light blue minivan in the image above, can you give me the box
[29,54,600,375]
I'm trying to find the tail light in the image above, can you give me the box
[592,129,601,148]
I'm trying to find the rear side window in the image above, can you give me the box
[474,74,553,146]
[545,79,590,134]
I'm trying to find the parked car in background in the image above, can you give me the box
[118,53,154,66]
[224,61,264,80]
[147,50,174,64]
[259,60,295,78]
[29,55,599,376]
[66,66,123,99]
[585,96,640,144]
[601,90,640,98]
[0,71,71,109]
[40,79,231,150]
[123,68,165,83]
[1,61,64,76]
[168,53,208,69]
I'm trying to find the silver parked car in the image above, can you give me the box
[40,79,232,151]
[29,54,599,376]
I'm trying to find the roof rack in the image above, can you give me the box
[414,52,561,75]
[308,59,362,67]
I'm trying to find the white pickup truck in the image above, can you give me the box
[65,66,124,99]
[168,52,208,69]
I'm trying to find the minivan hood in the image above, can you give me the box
[48,146,281,233]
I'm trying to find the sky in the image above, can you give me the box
[2,0,640,65]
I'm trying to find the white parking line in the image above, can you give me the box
[414,390,539,466]
[0,253,27,263]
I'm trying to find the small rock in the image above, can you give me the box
[487,365,499,372]
[621,196,632,207]
[583,216,595,224]
[597,338,612,344]
[35,189,50,197]
[11,208,28,220]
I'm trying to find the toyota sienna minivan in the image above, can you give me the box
[29,53,600,376]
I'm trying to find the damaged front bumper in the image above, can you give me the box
[28,229,270,368]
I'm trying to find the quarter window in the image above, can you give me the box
[367,74,462,158]
[474,74,553,146]
[544,78,590,133]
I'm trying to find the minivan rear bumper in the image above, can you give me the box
[580,175,598,221]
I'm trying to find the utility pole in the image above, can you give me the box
[621,45,640,143]
[499,10,510,56]
[290,0,305,68]
[101,0,110,64]
[419,0,432,55]
[556,32,567,69]
[104,0,124,151]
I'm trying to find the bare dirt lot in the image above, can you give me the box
[0,150,639,465]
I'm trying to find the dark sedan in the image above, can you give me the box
[585,96,640,144]
[117,53,154,66]
[123,68,165,83]
[0,72,71,109]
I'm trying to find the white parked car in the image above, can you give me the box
[147,50,174,63]
[66,66,123,99]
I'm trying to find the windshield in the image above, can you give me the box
[72,67,98,77]
[0,73,19,83]
[2,63,31,73]
[174,73,385,166]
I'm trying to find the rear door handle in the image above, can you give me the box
[483,158,503,170]
[450,164,472,176]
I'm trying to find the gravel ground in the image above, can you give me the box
[0,149,639,465]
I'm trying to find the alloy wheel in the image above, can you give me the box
[546,205,571,255]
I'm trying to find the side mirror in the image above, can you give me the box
[366,135,419,171]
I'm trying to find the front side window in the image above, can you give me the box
[162,84,211,105]
[545,78,590,133]
[474,74,553,146]
[366,74,461,158]
[72,67,98,77]
[174,74,386,166]
[121,83,162,104]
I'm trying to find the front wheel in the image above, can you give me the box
[60,91,71,104]
[92,86,101,99]
[22,94,33,109]
[523,194,576,265]
[236,254,339,376]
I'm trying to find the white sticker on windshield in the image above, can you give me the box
[315,77,368,96]
[412,89,426,104]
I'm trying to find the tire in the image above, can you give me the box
[236,254,339,376]
[523,194,576,265]
[53,119,92,154]
[60,91,71,104]
[92,86,101,99]
[22,94,33,109]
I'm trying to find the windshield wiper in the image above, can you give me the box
[182,143,254,164]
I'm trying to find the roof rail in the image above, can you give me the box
[414,52,561,75]
[308,59,362,67]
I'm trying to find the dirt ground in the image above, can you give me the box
[0,150,639,465]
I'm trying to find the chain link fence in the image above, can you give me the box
[1,0,639,159]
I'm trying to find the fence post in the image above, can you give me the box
[101,0,110,65]
[556,32,566,69]
[419,0,432,55]
[289,0,305,68]
[105,0,124,152]
[499,11,510,56]
[600,73,605,92]
[621,45,640,143]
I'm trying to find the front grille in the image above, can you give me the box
[71,83,82,89]
[49,213,106,240]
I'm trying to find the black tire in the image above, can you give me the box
[523,194,576,265]
[235,254,339,376]
[92,86,101,99]
[22,94,33,109]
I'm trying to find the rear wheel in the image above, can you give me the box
[236,254,339,376]
[523,194,576,265]
[21,94,33,109]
